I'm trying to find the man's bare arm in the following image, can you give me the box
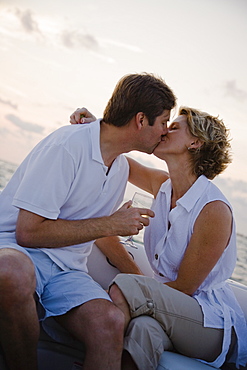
[16,202,154,248]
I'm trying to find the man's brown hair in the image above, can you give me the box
[103,73,176,127]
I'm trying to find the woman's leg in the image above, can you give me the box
[123,315,174,370]
[110,274,224,364]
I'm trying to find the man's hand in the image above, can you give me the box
[70,107,96,124]
[108,201,154,237]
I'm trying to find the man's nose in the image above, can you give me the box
[162,126,168,135]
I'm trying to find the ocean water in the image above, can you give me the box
[1,158,247,287]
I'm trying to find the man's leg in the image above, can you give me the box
[0,248,39,370]
[56,298,125,370]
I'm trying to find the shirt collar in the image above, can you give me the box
[160,175,209,212]
[90,119,105,165]
[90,119,123,175]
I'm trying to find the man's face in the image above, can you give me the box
[139,110,170,154]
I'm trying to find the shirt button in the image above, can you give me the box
[159,273,164,277]
[147,301,154,309]
[155,254,158,260]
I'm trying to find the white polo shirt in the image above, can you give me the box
[0,120,129,272]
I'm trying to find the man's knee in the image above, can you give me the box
[90,300,125,338]
[88,300,125,345]
[59,299,125,344]
[0,248,36,302]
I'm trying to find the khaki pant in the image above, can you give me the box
[112,274,224,370]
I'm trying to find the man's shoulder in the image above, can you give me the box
[48,122,96,144]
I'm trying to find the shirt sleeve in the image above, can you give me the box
[12,144,76,219]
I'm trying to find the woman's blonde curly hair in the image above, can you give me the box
[179,106,232,180]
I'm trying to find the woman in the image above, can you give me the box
[70,107,247,369]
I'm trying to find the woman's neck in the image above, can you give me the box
[167,160,197,209]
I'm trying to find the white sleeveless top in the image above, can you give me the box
[144,175,247,368]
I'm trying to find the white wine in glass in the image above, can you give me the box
[121,192,153,248]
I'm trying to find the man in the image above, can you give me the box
[0,73,176,370]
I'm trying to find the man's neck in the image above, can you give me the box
[100,121,132,167]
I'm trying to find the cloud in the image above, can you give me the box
[60,30,116,62]
[5,114,44,134]
[61,30,99,50]
[1,6,142,63]
[0,97,17,109]
[14,8,42,36]
[223,80,247,102]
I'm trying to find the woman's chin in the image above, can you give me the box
[153,149,165,160]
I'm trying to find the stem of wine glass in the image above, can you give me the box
[121,192,153,248]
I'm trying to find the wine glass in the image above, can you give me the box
[121,192,153,249]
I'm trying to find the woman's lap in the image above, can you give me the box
[112,274,223,362]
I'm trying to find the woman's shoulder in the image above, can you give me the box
[206,179,231,207]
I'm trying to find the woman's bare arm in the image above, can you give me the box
[166,201,232,295]
[127,156,169,198]
[96,237,143,275]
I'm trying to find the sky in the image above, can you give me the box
[0,0,247,235]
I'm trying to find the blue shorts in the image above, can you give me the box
[0,244,111,321]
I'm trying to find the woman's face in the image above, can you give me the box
[153,115,196,160]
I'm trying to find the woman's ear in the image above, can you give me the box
[188,139,204,150]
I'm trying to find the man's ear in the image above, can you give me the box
[135,112,146,130]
